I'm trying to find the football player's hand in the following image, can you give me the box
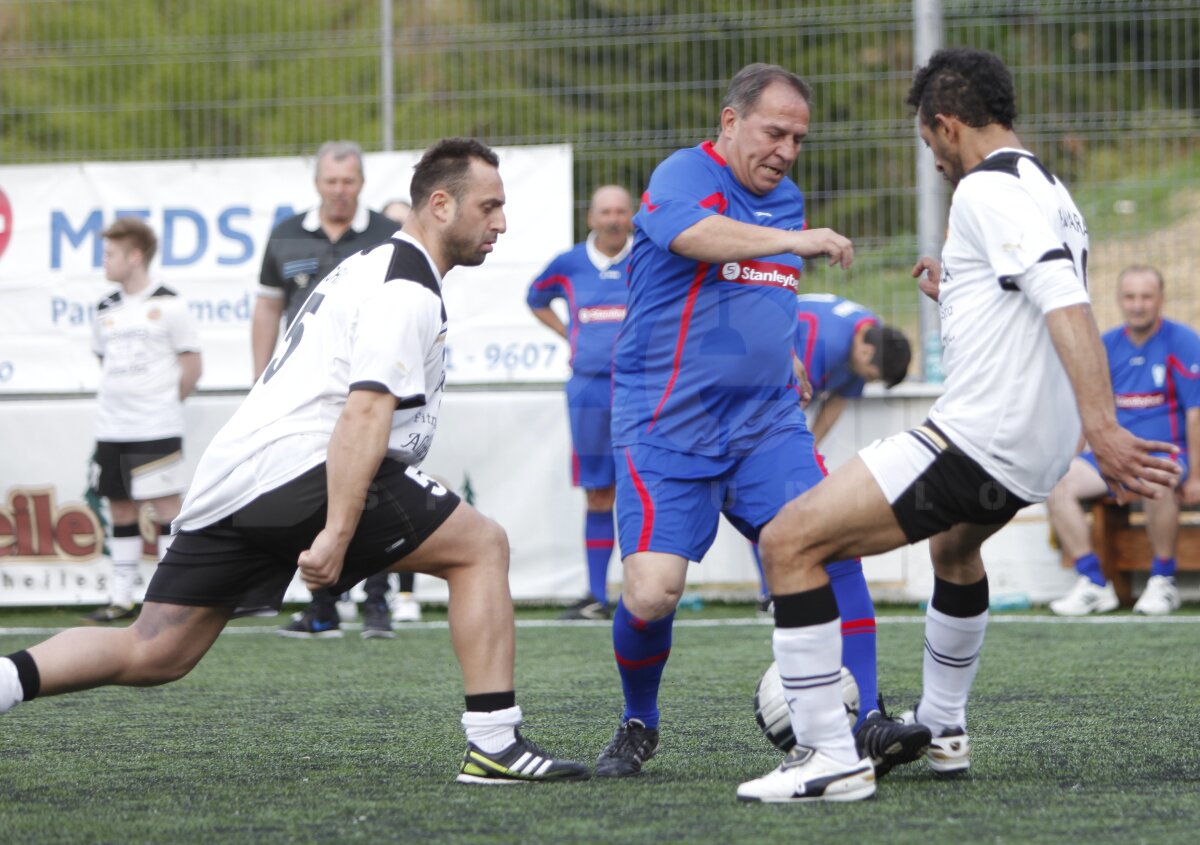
[1090,427,1181,503]
[298,529,349,590]
[792,354,814,408]
[792,228,854,269]
[912,257,941,301]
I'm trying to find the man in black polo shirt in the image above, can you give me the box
[252,140,401,639]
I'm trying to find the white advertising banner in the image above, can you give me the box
[0,386,1078,608]
[0,146,574,394]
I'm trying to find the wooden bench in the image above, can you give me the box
[1089,498,1200,606]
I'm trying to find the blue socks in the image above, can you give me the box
[1074,552,1105,585]
[585,511,615,607]
[1151,557,1176,578]
[612,598,674,728]
[827,559,877,730]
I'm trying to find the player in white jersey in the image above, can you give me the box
[0,138,588,785]
[737,48,1181,804]
[87,217,202,623]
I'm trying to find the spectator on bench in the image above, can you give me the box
[1048,265,1200,615]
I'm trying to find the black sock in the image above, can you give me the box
[772,583,839,628]
[6,650,40,701]
[464,691,516,712]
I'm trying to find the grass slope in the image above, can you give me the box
[1,609,1197,844]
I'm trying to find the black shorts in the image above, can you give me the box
[145,459,460,615]
[91,437,186,501]
[858,421,1033,544]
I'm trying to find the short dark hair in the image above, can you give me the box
[863,324,912,388]
[410,138,500,210]
[906,48,1017,130]
[720,63,811,123]
[101,217,157,264]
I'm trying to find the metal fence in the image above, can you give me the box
[3,0,1199,335]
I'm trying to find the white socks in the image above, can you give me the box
[461,704,522,753]
[919,606,988,731]
[773,620,860,766]
[108,534,142,608]
[0,657,23,714]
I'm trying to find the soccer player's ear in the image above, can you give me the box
[428,188,456,225]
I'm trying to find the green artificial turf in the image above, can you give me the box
[1,608,1197,844]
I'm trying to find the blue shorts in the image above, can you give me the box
[566,372,615,490]
[1078,449,1188,490]
[615,426,826,561]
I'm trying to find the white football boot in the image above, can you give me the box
[736,745,875,803]
[899,708,971,775]
[1049,576,1119,616]
[1132,575,1181,616]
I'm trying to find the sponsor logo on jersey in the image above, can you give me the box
[718,259,799,291]
[0,186,11,261]
[577,305,627,324]
[1152,364,1165,387]
[1115,391,1165,409]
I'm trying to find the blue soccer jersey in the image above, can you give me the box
[526,234,631,377]
[612,141,808,457]
[794,294,879,399]
[1104,318,1200,449]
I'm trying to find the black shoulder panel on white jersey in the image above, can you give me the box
[383,240,446,322]
[96,291,122,312]
[149,285,178,298]
[969,151,1057,185]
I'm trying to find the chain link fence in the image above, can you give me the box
[3,0,1198,334]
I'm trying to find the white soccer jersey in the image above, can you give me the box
[92,285,200,441]
[176,232,447,531]
[928,148,1091,502]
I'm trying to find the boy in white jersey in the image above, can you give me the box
[737,48,1181,804]
[0,138,588,785]
[87,217,202,622]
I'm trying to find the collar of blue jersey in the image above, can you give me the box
[585,231,632,271]
[300,201,371,235]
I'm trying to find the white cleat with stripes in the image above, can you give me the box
[456,730,590,784]
[737,745,876,803]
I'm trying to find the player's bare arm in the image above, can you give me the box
[250,295,284,380]
[912,256,941,301]
[178,351,202,400]
[669,214,853,268]
[529,305,569,340]
[1045,303,1181,499]
[791,352,813,408]
[297,388,395,589]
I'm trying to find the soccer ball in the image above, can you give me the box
[753,662,860,752]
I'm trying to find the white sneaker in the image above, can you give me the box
[1133,575,1181,616]
[391,592,422,623]
[1049,576,1119,616]
[899,709,971,774]
[736,745,875,803]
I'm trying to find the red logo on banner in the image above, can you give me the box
[0,186,10,259]
[0,187,11,261]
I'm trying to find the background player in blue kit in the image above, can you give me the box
[749,294,912,612]
[793,293,912,444]
[1048,265,1200,616]
[527,185,633,620]
[595,63,930,779]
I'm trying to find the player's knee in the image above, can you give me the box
[127,640,203,686]
[758,509,818,575]
[472,515,510,572]
[622,579,680,621]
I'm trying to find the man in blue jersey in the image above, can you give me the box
[595,63,931,780]
[1048,265,1200,616]
[527,185,633,620]
[794,294,912,444]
